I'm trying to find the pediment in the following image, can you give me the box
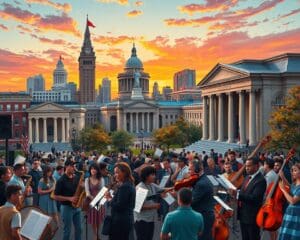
[124,100,158,109]
[27,102,70,113]
[199,64,249,87]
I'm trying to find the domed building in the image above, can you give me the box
[117,43,150,100]
[53,56,67,90]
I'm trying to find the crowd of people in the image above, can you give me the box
[0,147,299,240]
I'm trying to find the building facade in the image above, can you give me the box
[79,20,96,104]
[27,74,45,94]
[199,53,300,146]
[97,78,111,104]
[173,69,196,91]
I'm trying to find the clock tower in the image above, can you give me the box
[78,18,96,104]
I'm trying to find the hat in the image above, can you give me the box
[14,155,26,166]
[64,159,75,166]
[145,157,152,164]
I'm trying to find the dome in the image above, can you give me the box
[125,43,143,69]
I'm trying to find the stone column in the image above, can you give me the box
[123,113,127,131]
[53,118,58,143]
[66,117,70,142]
[35,118,39,143]
[209,95,215,140]
[147,113,150,132]
[249,91,257,146]
[130,113,133,133]
[135,113,139,132]
[142,113,145,130]
[217,94,224,141]
[43,118,47,143]
[228,92,234,143]
[239,91,246,144]
[202,96,208,140]
[28,118,33,143]
[62,118,65,142]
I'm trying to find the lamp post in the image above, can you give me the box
[139,128,144,151]
[72,128,76,146]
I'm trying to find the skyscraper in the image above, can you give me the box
[162,86,172,100]
[173,69,196,91]
[26,74,45,94]
[100,78,111,103]
[78,18,96,104]
[152,81,161,100]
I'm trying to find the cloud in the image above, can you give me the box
[0,23,8,30]
[135,1,143,7]
[16,24,32,33]
[127,10,142,18]
[277,8,300,20]
[30,34,67,45]
[178,0,238,15]
[0,3,80,37]
[94,35,134,45]
[97,0,128,5]
[26,0,72,12]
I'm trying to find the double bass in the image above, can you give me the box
[256,147,296,231]
[212,203,232,240]
[228,135,271,188]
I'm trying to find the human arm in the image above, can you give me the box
[84,178,92,199]
[160,214,171,240]
[11,213,22,240]
[11,228,22,240]
[110,184,134,211]
[238,178,267,205]
[279,170,290,187]
[38,180,52,195]
[279,182,300,205]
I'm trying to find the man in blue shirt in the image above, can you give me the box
[161,188,203,240]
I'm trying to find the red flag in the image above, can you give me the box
[87,19,96,28]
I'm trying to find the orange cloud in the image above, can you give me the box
[94,35,134,45]
[135,1,143,7]
[30,34,67,45]
[178,0,238,15]
[97,0,128,5]
[277,8,300,20]
[0,23,8,30]
[127,10,143,18]
[16,24,32,33]
[0,3,80,37]
[26,0,72,12]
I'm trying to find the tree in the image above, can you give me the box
[111,130,134,151]
[78,123,111,152]
[268,86,300,150]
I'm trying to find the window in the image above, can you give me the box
[0,105,3,111]
[22,117,26,124]
[14,104,19,111]
[15,130,20,138]
[22,104,26,110]
[6,104,11,111]
[72,118,75,124]
[14,118,19,125]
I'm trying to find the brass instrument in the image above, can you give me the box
[72,171,86,208]
[17,175,32,210]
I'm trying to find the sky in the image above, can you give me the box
[0,0,300,97]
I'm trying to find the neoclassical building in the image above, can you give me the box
[198,53,300,147]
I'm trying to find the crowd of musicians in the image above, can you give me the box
[0,145,299,240]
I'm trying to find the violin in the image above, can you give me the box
[256,147,296,231]
[173,174,199,191]
[212,204,232,240]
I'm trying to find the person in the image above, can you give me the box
[53,165,64,182]
[229,157,266,240]
[85,163,105,240]
[0,166,12,206]
[0,185,22,240]
[228,151,243,172]
[0,155,5,166]
[263,158,277,187]
[204,157,222,176]
[171,157,189,183]
[161,187,203,240]
[189,160,215,240]
[29,158,42,206]
[38,166,58,224]
[134,166,162,240]
[8,162,32,207]
[278,163,300,240]
[105,162,136,240]
[53,158,82,240]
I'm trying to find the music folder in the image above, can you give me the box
[217,174,237,190]
[90,186,108,209]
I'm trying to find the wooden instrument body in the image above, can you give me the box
[174,174,199,191]
[212,204,231,240]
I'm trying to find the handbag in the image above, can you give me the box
[101,215,112,235]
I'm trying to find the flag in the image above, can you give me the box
[21,135,29,154]
[87,19,96,28]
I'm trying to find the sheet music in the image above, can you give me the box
[90,186,108,209]
[159,175,170,188]
[163,193,175,205]
[20,209,51,240]
[134,187,148,213]
[213,196,233,211]
[217,174,237,190]
[207,175,220,187]
[154,148,163,157]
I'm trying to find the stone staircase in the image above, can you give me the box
[30,143,73,152]
[185,140,248,156]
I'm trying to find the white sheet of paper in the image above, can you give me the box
[20,209,51,240]
[163,193,175,205]
[90,186,108,208]
[213,195,233,211]
[159,175,170,188]
[207,175,219,187]
[154,148,163,157]
[217,174,237,190]
[134,187,149,213]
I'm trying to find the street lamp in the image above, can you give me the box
[72,128,76,145]
[139,128,144,151]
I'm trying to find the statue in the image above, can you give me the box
[134,70,141,88]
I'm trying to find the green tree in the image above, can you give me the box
[111,130,134,151]
[78,123,111,152]
[268,86,300,150]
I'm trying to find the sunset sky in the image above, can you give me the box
[1,0,300,97]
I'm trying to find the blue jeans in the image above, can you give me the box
[61,205,82,240]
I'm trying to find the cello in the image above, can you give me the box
[228,135,271,188]
[212,203,233,240]
[256,147,296,231]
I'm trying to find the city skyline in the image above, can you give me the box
[0,0,300,97]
